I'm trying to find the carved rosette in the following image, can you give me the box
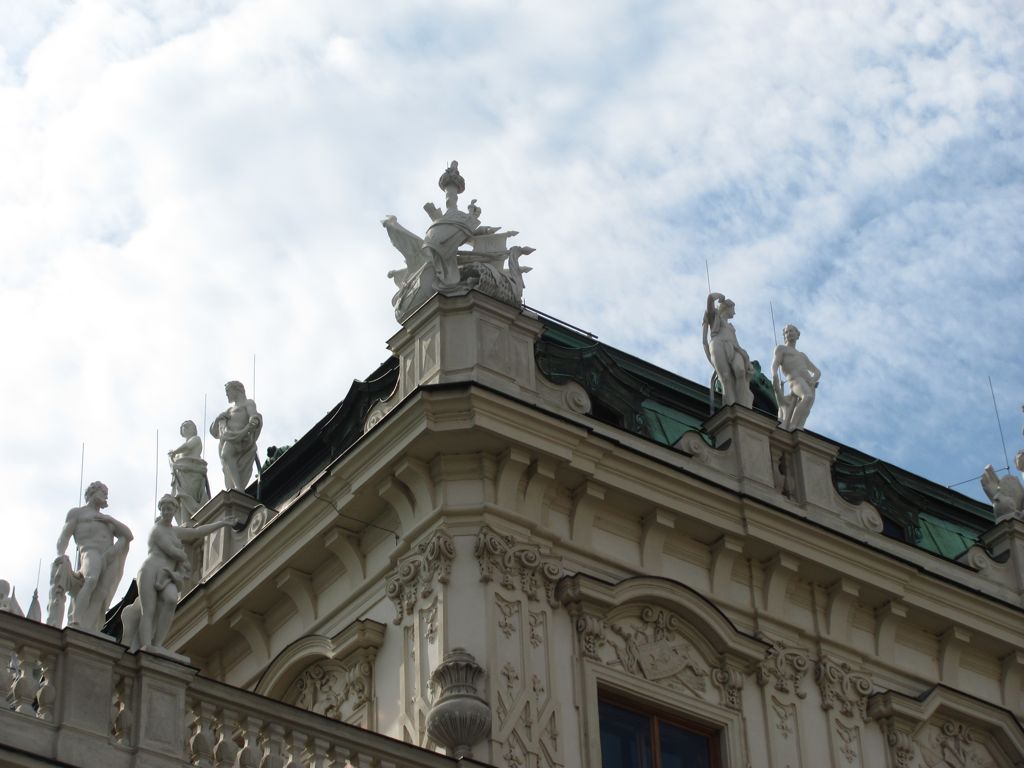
[757,638,810,699]
[426,648,492,759]
[386,529,455,624]
[816,656,872,721]
[474,527,561,606]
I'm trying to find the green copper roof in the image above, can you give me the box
[536,317,995,563]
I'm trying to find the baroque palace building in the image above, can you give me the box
[2,167,1023,768]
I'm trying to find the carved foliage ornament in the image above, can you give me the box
[386,529,455,624]
[816,656,872,721]
[475,527,561,606]
[287,660,371,723]
[757,638,810,699]
[605,606,709,695]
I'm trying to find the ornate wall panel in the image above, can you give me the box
[476,526,564,768]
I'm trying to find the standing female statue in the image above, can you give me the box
[122,495,233,654]
[702,292,754,409]
[168,420,210,523]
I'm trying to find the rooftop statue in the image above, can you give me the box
[168,419,210,524]
[771,324,821,431]
[50,481,133,631]
[210,381,262,492]
[981,465,1024,522]
[120,494,233,655]
[383,161,534,323]
[702,292,754,410]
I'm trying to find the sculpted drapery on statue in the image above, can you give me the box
[168,419,210,523]
[702,292,754,409]
[383,161,535,323]
[50,481,133,631]
[771,324,821,431]
[120,494,233,654]
[210,381,262,492]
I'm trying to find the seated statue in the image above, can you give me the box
[122,494,233,654]
[771,324,821,430]
[210,381,262,492]
[702,293,754,409]
[168,419,210,523]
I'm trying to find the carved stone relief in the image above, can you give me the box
[757,637,811,768]
[284,659,372,727]
[917,721,998,768]
[816,655,872,768]
[475,526,562,607]
[476,527,564,768]
[605,607,709,695]
[386,528,455,624]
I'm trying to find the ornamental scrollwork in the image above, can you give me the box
[287,660,372,724]
[605,607,708,695]
[756,637,810,699]
[475,526,562,606]
[711,665,745,711]
[816,656,872,720]
[385,528,455,624]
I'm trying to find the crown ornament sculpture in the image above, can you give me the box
[383,161,535,323]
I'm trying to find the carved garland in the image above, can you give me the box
[386,529,455,624]
[474,527,561,606]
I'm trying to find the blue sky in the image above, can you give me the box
[0,0,1021,609]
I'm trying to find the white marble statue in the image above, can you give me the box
[121,494,233,654]
[210,381,262,492]
[771,324,821,431]
[51,481,133,631]
[981,465,1024,522]
[0,580,24,617]
[702,292,754,409]
[383,161,534,322]
[168,419,210,523]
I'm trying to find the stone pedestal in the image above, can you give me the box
[980,518,1024,593]
[388,291,542,400]
[705,405,778,492]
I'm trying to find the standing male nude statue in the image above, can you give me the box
[771,324,821,431]
[51,481,133,631]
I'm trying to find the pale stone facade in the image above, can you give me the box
[2,291,1023,767]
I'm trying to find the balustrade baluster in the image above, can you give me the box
[111,673,134,745]
[34,653,56,721]
[190,699,217,768]
[308,737,330,768]
[0,640,17,710]
[213,707,241,768]
[283,728,307,768]
[259,722,286,768]
[329,744,354,768]
[11,646,39,715]
[235,715,263,768]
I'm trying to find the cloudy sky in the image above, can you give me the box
[1,0,1021,614]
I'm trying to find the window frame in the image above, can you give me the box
[599,688,723,768]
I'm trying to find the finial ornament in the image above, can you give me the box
[383,161,535,323]
[771,324,821,430]
[702,292,754,410]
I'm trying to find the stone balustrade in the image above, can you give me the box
[0,612,478,768]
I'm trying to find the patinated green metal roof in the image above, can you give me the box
[536,318,995,562]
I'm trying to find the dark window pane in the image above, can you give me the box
[599,700,653,768]
[658,720,711,768]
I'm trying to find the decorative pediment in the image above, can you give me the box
[557,575,766,712]
[869,685,1024,768]
[254,618,386,704]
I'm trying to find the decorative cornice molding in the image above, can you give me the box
[385,528,455,624]
[475,527,561,606]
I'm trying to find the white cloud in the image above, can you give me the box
[0,0,1021,613]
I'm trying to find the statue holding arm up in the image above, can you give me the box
[702,293,754,409]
